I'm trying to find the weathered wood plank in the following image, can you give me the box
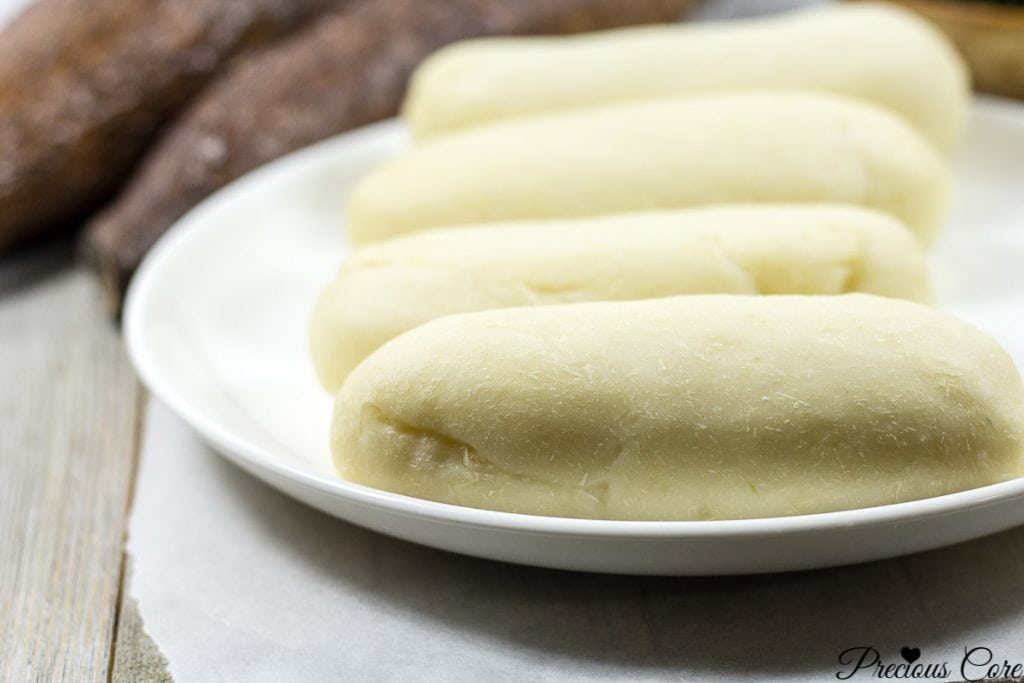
[111,582,172,683]
[0,241,142,682]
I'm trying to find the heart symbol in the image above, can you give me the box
[901,646,921,664]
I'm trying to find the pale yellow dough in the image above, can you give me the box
[312,205,931,393]
[332,294,1024,520]
[404,2,968,150]
[347,93,950,245]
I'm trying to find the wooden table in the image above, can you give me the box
[0,238,171,681]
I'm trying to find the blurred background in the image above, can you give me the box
[0,0,1021,313]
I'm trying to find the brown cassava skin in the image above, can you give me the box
[80,0,691,314]
[0,0,338,251]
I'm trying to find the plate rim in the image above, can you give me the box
[123,99,1024,541]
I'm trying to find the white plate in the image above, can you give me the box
[125,98,1024,575]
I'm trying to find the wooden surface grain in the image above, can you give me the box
[0,239,168,681]
[111,585,172,683]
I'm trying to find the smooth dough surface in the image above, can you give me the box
[348,93,950,245]
[332,294,1024,520]
[404,2,968,150]
[312,205,932,393]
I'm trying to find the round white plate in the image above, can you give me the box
[125,98,1024,576]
